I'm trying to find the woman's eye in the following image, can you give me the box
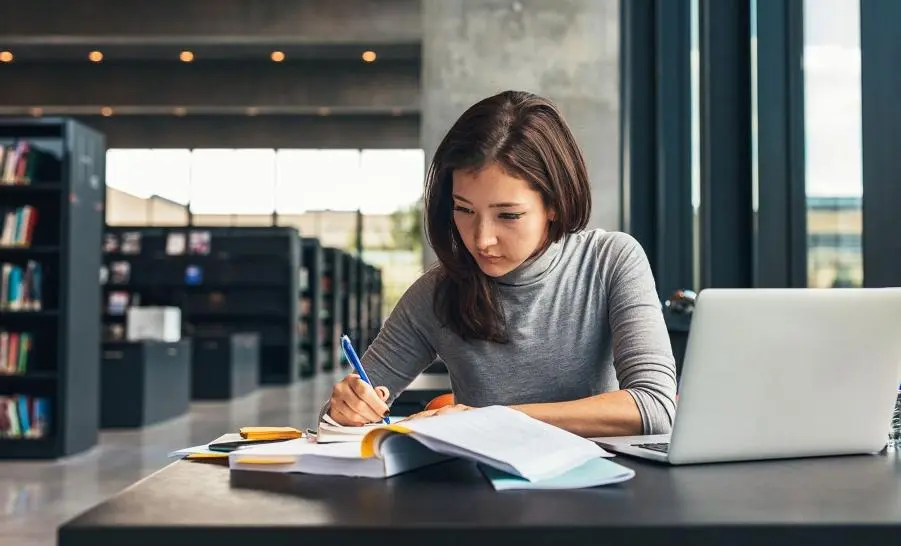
[453,205,472,214]
[499,212,525,221]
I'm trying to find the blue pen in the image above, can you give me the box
[340,334,390,424]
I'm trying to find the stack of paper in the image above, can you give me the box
[480,457,635,490]
[168,433,239,459]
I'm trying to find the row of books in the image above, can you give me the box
[0,394,50,439]
[0,331,32,374]
[0,205,38,247]
[100,261,205,286]
[0,141,56,186]
[103,230,212,256]
[0,261,43,311]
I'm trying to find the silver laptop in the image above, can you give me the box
[594,288,901,465]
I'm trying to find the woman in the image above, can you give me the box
[325,90,677,438]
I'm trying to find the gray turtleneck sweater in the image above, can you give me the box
[352,229,677,435]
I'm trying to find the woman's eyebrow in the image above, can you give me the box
[452,194,524,208]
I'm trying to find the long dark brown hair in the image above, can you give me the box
[424,90,592,343]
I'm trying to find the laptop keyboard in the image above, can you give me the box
[632,442,670,453]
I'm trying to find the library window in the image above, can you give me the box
[803,0,863,288]
[106,148,423,219]
[105,147,426,316]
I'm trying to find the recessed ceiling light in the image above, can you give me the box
[271,51,285,62]
[0,51,13,63]
[362,50,376,62]
[100,106,113,117]
[174,107,187,117]
[179,50,194,62]
[89,50,103,62]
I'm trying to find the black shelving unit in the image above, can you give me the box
[101,226,300,386]
[354,255,369,354]
[0,117,105,459]
[300,237,323,378]
[365,265,383,345]
[321,247,344,372]
[340,251,359,369]
[100,339,191,428]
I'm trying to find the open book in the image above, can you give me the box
[230,406,615,484]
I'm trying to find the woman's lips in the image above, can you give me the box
[478,253,502,263]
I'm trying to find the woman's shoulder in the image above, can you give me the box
[390,263,443,319]
[567,228,646,262]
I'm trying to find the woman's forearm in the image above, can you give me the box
[510,390,643,437]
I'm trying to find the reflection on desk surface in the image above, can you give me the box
[59,450,901,533]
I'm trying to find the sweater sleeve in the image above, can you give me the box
[602,233,678,434]
[318,269,439,421]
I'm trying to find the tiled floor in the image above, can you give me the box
[0,372,342,546]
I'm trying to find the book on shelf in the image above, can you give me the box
[0,205,38,247]
[0,141,59,186]
[0,394,51,439]
[0,260,43,311]
[105,290,132,315]
[0,330,32,374]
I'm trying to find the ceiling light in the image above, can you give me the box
[0,51,13,63]
[30,107,43,117]
[89,50,103,62]
[317,107,331,116]
[174,107,187,117]
[361,50,376,62]
[246,107,259,116]
[179,50,194,62]
[100,107,113,117]
[270,51,285,62]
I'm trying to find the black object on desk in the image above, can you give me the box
[58,452,901,546]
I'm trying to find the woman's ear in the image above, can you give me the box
[548,209,557,222]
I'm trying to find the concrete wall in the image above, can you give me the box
[420,0,621,264]
[80,115,419,149]
[0,0,421,43]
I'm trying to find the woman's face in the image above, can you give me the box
[451,163,554,277]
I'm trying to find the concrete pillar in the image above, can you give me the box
[420,0,621,266]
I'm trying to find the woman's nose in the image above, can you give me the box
[474,221,497,250]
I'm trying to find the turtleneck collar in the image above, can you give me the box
[495,236,564,287]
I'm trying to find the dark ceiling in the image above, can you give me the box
[0,0,423,148]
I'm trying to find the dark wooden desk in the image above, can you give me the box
[58,452,901,546]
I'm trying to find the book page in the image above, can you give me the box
[318,414,406,439]
[402,406,611,482]
[235,438,363,458]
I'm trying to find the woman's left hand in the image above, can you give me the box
[404,404,473,421]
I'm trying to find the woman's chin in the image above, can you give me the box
[476,259,514,277]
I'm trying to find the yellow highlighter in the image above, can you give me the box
[239,426,303,441]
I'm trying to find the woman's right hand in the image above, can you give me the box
[327,374,391,426]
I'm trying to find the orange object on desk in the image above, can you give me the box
[425,393,455,411]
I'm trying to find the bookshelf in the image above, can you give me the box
[364,264,384,345]
[353,255,369,354]
[321,247,344,371]
[340,251,359,368]
[0,117,106,458]
[101,226,300,386]
[300,237,323,378]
